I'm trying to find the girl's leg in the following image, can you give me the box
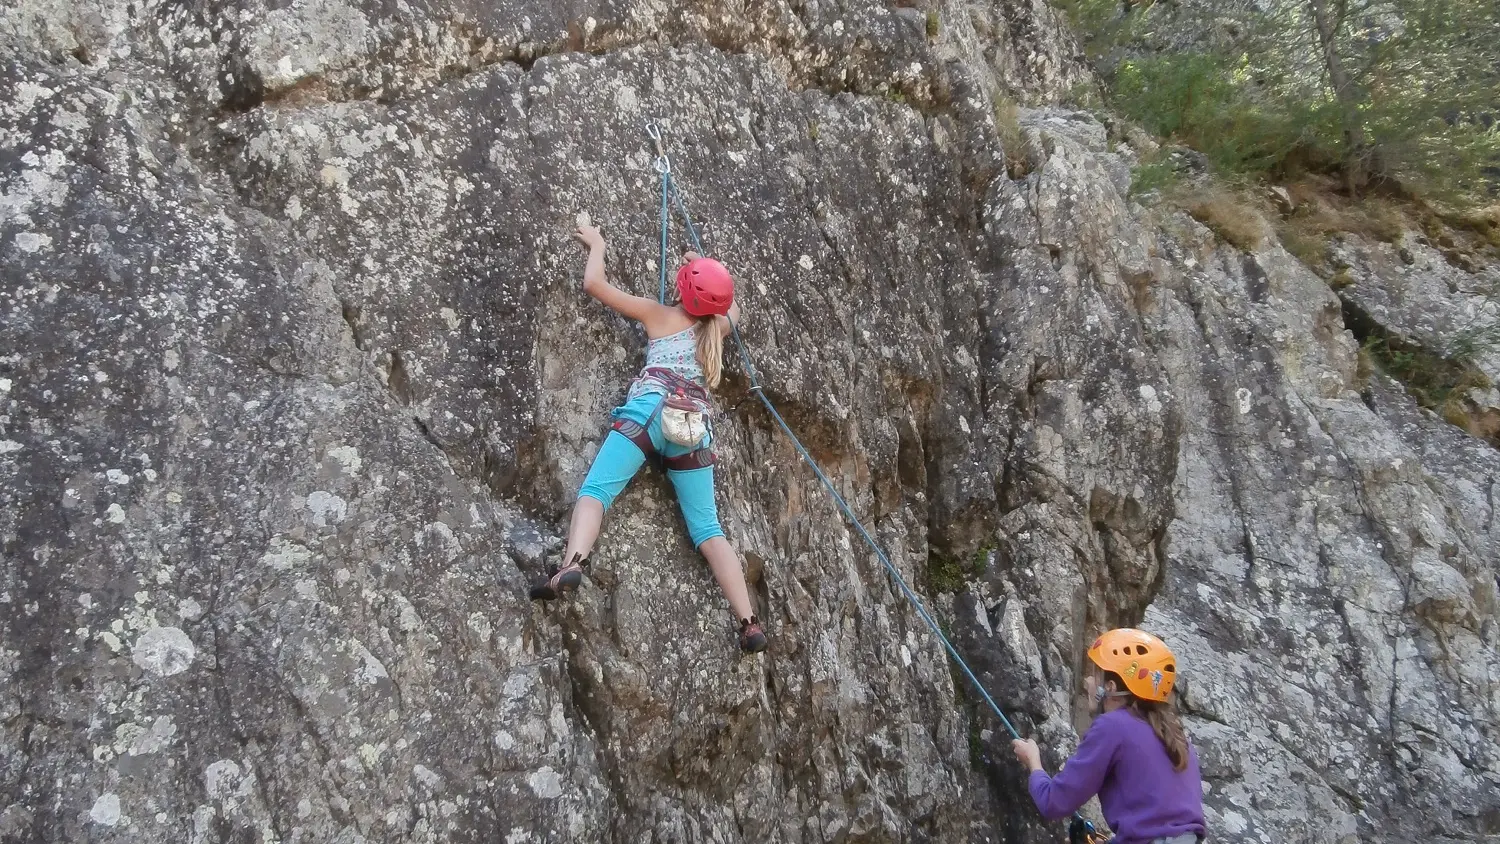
[560,496,605,566]
[698,535,754,621]
[666,465,754,620]
[573,429,651,552]
[532,430,646,598]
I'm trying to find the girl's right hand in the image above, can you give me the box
[1011,738,1043,772]
[573,224,605,250]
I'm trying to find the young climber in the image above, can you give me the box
[1011,628,1206,844]
[527,221,768,654]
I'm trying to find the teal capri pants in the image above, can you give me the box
[577,391,724,547]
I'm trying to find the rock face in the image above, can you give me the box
[1,2,1497,844]
[1333,234,1500,442]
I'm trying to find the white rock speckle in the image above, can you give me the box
[305,491,348,526]
[89,793,121,826]
[131,626,196,677]
[527,767,563,799]
[15,232,52,253]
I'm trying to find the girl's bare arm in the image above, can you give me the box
[574,224,672,328]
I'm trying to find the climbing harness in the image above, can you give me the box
[611,367,718,471]
[643,119,1107,843]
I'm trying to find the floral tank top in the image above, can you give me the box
[627,325,706,400]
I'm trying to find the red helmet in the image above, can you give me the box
[676,258,734,317]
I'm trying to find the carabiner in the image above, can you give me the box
[644,119,666,157]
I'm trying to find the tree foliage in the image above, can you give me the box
[1059,0,1500,202]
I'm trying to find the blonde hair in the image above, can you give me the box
[695,316,723,388]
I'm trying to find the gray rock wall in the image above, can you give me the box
[2,2,1496,843]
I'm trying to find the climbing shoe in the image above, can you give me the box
[528,555,585,601]
[738,616,768,654]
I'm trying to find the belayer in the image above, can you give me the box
[527,221,768,654]
[1012,629,1207,844]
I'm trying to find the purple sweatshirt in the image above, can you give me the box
[1028,709,1206,844]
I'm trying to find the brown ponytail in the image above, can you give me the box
[1102,671,1190,772]
[1134,698,1190,772]
[695,316,723,388]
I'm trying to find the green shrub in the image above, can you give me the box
[927,552,967,593]
[1130,158,1180,196]
[926,544,994,593]
[1110,53,1325,180]
[1362,335,1490,409]
[1053,0,1148,55]
[993,94,1030,177]
[1057,0,1499,207]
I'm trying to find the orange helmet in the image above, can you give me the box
[1087,628,1177,702]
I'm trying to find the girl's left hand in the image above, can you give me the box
[1011,738,1043,771]
[573,224,606,250]
[682,251,701,262]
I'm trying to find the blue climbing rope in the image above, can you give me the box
[647,120,709,304]
[670,179,706,258]
[643,121,1102,841]
[658,172,671,304]
[725,320,1025,740]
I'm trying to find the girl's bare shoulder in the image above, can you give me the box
[644,306,699,339]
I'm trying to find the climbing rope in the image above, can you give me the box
[648,121,672,304]
[646,119,708,303]
[643,120,1103,842]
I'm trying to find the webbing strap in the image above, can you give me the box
[641,367,711,404]
[663,448,717,472]
[610,417,655,456]
[611,416,715,470]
